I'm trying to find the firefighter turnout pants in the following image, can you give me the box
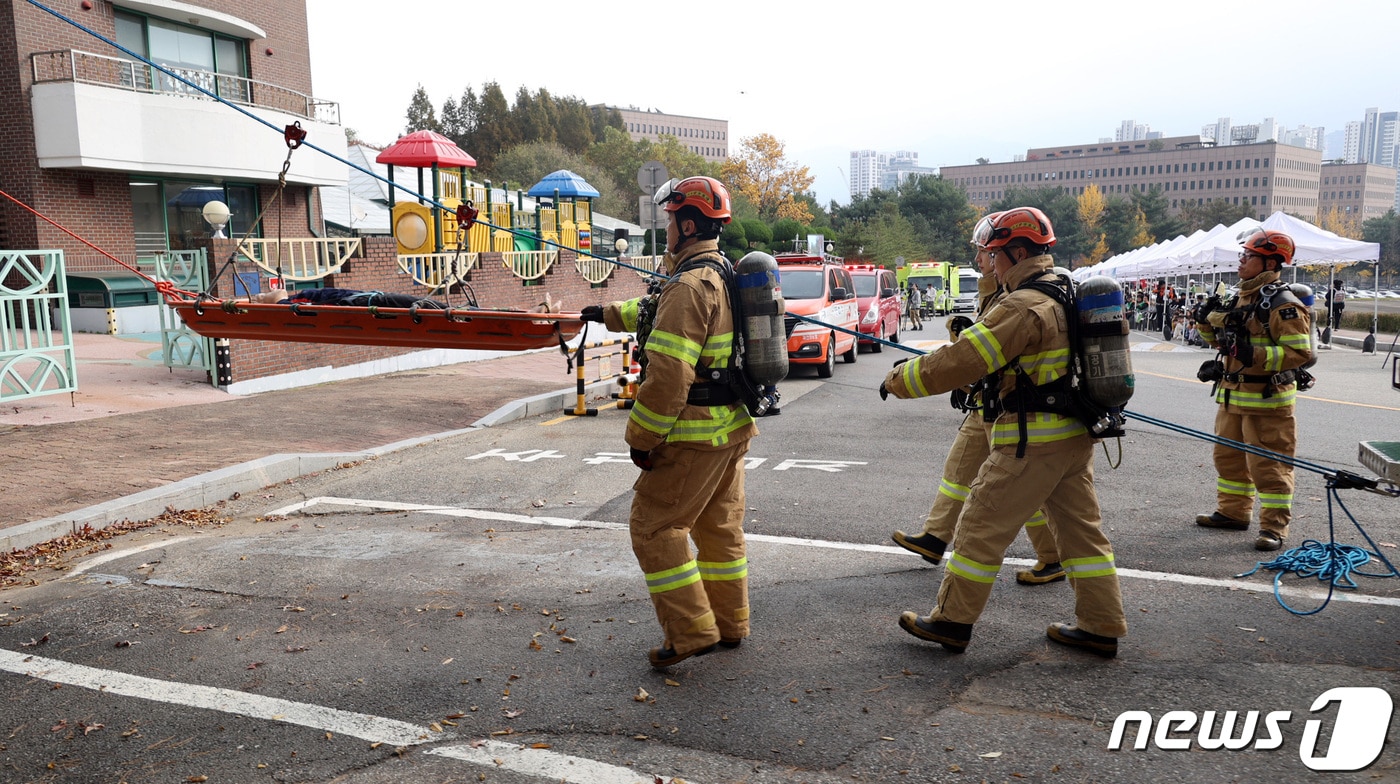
[1212,405,1297,538]
[630,440,751,655]
[923,412,1060,565]
[929,435,1128,639]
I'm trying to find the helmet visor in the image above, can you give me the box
[971,217,994,248]
[652,178,684,207]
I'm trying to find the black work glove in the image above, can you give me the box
[880,357,909,401]
[580,305,605,323]
[630,447,654,471]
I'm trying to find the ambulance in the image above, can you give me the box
[776,251,860,378]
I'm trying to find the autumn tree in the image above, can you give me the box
[1077,185,1109,266]
[1319,205,1363,240]
[1131,186,1184,242]
[721,134,814,223]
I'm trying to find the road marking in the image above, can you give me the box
[65,536,194,578]
[274,497,1400,608]
[0,650,685,783]
[428,741,677,784]
[0,649,440,746]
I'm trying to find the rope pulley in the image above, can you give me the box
[456,201,480,231]
[283,122,307,149]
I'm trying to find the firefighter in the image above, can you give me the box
[880,207,1127,657]
[1193,229,1313,551]
[891,212,1064,585]
[580,176,757,668]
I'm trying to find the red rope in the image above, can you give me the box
[0,188,206,302]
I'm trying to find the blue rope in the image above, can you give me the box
[1235,483,1400,615]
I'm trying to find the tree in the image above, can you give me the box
[1362,210,1400,285]
[582,127,713,224]
[1101,198,1152,254]
[1131,186,1184,243]
[990,186,1089,264]
[739,219,772,249]
[404,84,441,135]
[1177,199,1255,233]
[1076,185,1108,266]
[770,218,807,253]
[490,141,625,220]
[1319,205,1363,240]
[465,82,517,172]
[720,134,814,223]
[838,203,923,266]
[895,175,977,263]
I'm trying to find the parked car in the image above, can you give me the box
[777,252,860,378]
[845,264,900,352]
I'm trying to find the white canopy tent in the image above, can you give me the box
[1180,212,1377,273]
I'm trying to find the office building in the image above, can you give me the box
[1318,162,1397,223]
[941,135,1325,219]
[848,149,936,199]
[606,106,729,163]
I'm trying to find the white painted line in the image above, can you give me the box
[65,536,195,578]
[428,740,681,784]
[281,497,1400,609]
[0,649,441,747]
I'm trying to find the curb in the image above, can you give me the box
[4,379,620,554]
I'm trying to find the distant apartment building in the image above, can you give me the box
[1343,121,1363,164]
[1114,120,1159,142]
[1360,107,1399,168]
[606,106,729,163]
[848,149,935,199]
[940,135,1327,220]
[1318,162,1397,222]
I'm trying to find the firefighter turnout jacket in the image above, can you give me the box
[602,240,758,451]
[1197,270,1313,415]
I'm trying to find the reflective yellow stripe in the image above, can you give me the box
[963,323,1006,372]
[629,401,676,436]
[645,560,701,594]
[1063,554,1116,580]
[1216,387,1296,409]
[1024,509,1048,528]
[1279,334,1311,350]
[1259,492,1292,509]
[698,558,747,581]
[1218,477,1256,497]
[666,405,752,446]
[901,358,930,397]
[646,329,703,365]
[1016,348,1070,385]
[700,333,734,366]
[619,298,640,332]
[937,478,970,502]
[947,552,1000,584]
[991,413,1088,446]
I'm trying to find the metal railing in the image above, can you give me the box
[31,49,340,124]
[502,251,557,282]
[236,237,361,282]
[398,251,480,288]
[0,250,77,404]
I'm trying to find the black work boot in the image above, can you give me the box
[1195,511,1249,531]
[1015,561,1067,585]
[898,612,971,652]
[1046,623,1118,658]
[1255,531,1284,551]
[891,530,948,565]
[647,642,717,669]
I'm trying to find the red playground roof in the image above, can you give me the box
[375,131,477,168]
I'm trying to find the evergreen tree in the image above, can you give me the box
[404,84,441,135]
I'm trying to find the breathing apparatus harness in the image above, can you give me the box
[1195,281,1316,401]
[986,270,1129,458]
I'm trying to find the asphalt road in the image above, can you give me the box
[2,326,1399,784]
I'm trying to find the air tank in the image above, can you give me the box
[735,252,788,385]
[1075,275,1134,409]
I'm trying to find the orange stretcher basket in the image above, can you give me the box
[168,299,583,352]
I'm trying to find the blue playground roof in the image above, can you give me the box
[527,170,600,199]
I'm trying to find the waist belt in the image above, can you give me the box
[1223,370,1296,386]
[687,382,738,406]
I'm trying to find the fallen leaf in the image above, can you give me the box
[370,742,382,749]
[634,688,650,702]
[559,636,576,644]
[949,765,962,773]
[20,634,49,647]
[285,646,309,653]
[880,736,895,741]
[504,709,524,718]
[1237,627,1257,632]
[530,742,551,749]
[81,722,103,735]
[664,679,681,688]
[429,723,443,732]
[50,721,67,732]
[187,777,208,783]
[633,734,648,740]
[1381,542,1397,549]
[247,662,264,670]
[275,625,288,634]
[980,751,1002,758]
[490,729,514,736]
[325,732,333,740]
[528,639,543,651]
[441,657,454,665]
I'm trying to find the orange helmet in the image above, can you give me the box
[971,211,1004,248]
[1239,228,1295,266]
[653,176,732,224]
[983,207,1056,250]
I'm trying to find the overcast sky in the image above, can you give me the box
[306,0,1397,207]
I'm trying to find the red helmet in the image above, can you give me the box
[1239,228,1295,266]
[653,176,732,224]
[983,207,1056,250]
[971,211,1004,248]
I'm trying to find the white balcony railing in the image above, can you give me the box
[31,49,339,124]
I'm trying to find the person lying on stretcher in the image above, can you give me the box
[246,288,566,314]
